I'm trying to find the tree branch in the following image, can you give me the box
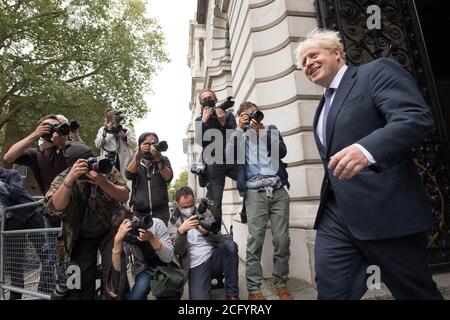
[65,65,104,83]
[0,83,18,108]
[0,11,62,49]
[0,104,21,130]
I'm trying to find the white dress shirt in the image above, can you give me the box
[316,64,376,165]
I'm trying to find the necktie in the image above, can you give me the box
[321,88,335,147]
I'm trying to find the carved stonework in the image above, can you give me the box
[316,0,450,266]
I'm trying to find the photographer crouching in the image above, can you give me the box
[126,132,173,226]
[95,107,137,180]
[43,142,129,300]
[168,186,239,300]
[109,207,182,300]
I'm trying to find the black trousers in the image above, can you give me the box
[4,213,53,295]
[205,163,238,222]
[314,192,443,300]
[65,233,113,300]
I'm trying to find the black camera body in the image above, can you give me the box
[248,110,264,123]
[79,157,113,180]
[191,163,207,187]
[141,140,168,161]
[104,150,117,163]
[124,215,154,244]
[244,110,264,131]
[195,198,220,234]
[107,110,127,135]
[212,96,235,116]
[69,121,80,132]
[110,123,123,135]
[42,123,70,142]
[87,157,113,174]
[191,163,206,175]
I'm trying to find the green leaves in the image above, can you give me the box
[0,0,168,150]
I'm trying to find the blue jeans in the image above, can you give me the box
[128,270,181,300]
[129,271,152,300]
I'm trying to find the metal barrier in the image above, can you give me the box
[0,200,61,300]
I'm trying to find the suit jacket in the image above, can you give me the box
[313,58,434,240]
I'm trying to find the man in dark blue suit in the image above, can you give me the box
[297,29,443,299]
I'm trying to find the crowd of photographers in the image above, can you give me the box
[1,90,292,300]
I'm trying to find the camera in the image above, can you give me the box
[244,110,264,130]
[80,157,113,180]
[107,110,127,135]
[190,163,206,175]
[195,198,220,234]
[42,123,70,142]
[212,96,235,116]
[69,121,80,132]
[104,150,117,164]
[124,215,154,244]
[248,111,264,123]
[190,163,207,187]
[141,140,168,161]
[87,157,113,174]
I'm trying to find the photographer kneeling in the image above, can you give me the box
[126,132,173,226]
[168,186,239,300]
[44,142,129,300]
[110,207,182,300]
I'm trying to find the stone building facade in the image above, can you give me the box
[186,0,322,284]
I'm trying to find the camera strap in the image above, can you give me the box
[129,163,160,209]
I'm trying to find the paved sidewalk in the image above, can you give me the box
[206,259,450,300]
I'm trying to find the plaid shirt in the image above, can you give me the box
[44,167,129,263]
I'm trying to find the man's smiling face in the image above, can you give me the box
[300,45,343,88]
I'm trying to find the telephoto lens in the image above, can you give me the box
[249,111,264,123]
[52,123,71,136]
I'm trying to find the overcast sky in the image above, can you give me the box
[135,0,197,180]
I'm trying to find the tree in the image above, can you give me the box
[0,0,168,155]
[168,170,188,202]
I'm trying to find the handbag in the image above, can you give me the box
[150,261,187,298]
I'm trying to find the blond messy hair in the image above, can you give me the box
[295,28,346,68]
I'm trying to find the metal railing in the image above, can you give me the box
[0,200,61,300]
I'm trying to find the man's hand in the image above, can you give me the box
[216,108,226,126]
[238,113,249,130]
[196,225,209,235]
[118,130,127,139]
[85,170,109,188]
[32,122,52,140]
[178,215,199,235]
[328,145,369,180]
[250,119,265,136]
[138,228,156,242]
[65,159,89,185]
[201,107,213,124]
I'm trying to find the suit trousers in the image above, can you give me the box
[315,191,443,300]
